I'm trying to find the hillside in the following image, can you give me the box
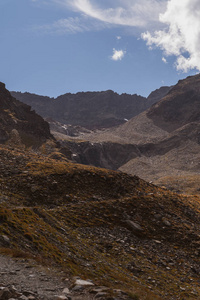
[11,87,171,130]
[0,145,200,299]
[117,74,200,192]
[0,82,53,147]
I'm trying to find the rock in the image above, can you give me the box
[95,292,108,298]
[71,285,84,292]
[9,129,21,145]
[0,235,10,246]
[23,291,36,297]
[90,287,109,294]
[0,287,12,300]
[154,240,162,244]
[19,295,29,300]
[154,214,162,220]
[162,218,171,227]
[31,186,40,193]
[74,279,94,286]
[62,288,70,294]
[54,296,69,300]
[125,220,143,235]
[27,296,36,300]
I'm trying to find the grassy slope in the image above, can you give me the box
[0,145,200,299]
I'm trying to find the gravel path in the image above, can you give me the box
[0,254,67,297]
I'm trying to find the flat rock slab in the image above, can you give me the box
[74,280,94,287]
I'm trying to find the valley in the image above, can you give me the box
[47,75,200,195]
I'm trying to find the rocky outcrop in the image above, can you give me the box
[11,87,171,130]
[47,118,92,137]
[63,140,141,170]
[0,82,53,147]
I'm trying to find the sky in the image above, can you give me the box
[0,0,200,98]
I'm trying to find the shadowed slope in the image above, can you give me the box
[0,82,53,147]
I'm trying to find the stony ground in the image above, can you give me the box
[0,254,130,300]
[1,145,200,299]
[0,254,69,299]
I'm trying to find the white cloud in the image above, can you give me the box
[142,0,200,72]
[56,0,167,28]
[116,36,121,40]
[34,17,86,34]
[162,57,167,64]
[111,48,126,61]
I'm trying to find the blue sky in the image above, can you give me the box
[0,0,199,97]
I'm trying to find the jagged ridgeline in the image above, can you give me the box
[11,87,171,130]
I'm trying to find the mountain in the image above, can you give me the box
[147,75,200,132]
[0,82,53,147]
[11,86,171,130]
[55,74,200,194]
[8,75,200,194]
[118,75,200,193]
[147,85,173,103]
[0,144,200,299]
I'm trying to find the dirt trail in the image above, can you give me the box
[0,254,95,300]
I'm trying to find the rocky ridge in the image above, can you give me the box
[11,87,171,130]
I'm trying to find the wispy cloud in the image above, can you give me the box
[34,15,110,34]
[33,0,168,36]
[142,0,200,72]
[111,49,126,61]
[54,0,167,29]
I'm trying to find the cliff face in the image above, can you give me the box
[11,87,171,130]
[0,82,52,147]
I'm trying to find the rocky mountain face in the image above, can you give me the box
[11,86,171,130]
[147,75,200,132]
[56,74,200,194]
[0,82,53,147]
[147,86,173,103]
